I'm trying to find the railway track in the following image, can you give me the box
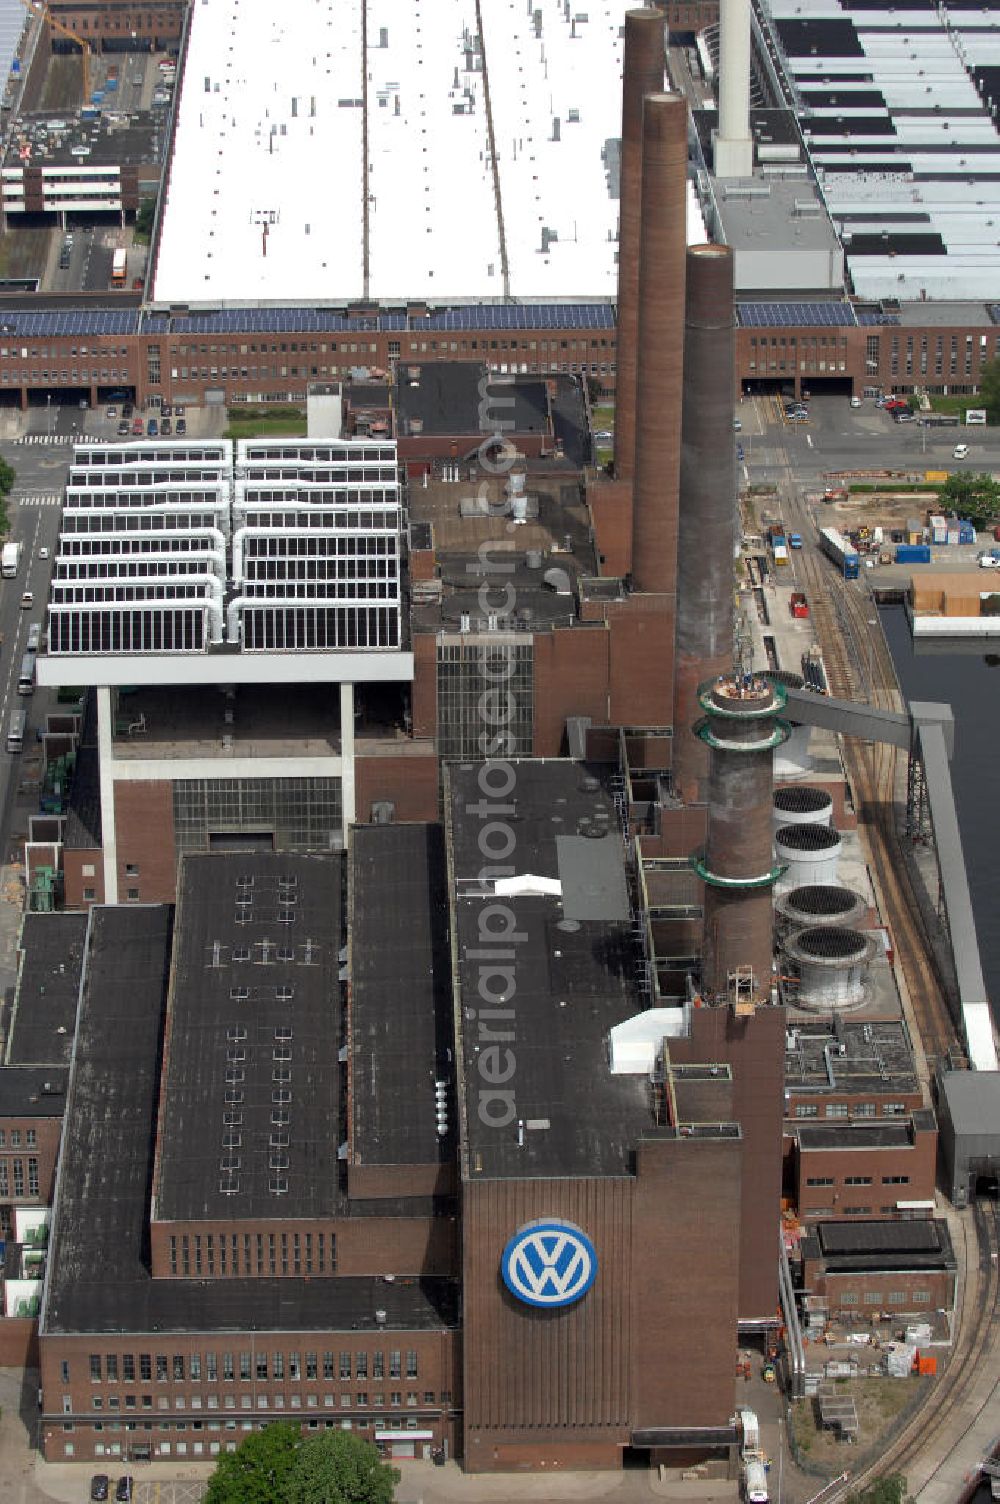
[840,1198,1000,1498]
[781,487,962,1072]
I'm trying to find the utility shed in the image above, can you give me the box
[936,1068,1000,1206]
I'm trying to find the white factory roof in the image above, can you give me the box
[769,0,1000,300]
[154,0,708,304]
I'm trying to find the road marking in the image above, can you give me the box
[11,494,62,508]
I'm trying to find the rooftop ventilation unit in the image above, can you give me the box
[784,925,875,1012]
[772,785,833,830]
[774,822,841,888]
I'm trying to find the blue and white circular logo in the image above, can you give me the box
[500,1219,598,1308]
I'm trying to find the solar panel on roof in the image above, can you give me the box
[737,302,856,328]
[149,303,616,336]
[0,309,140,337]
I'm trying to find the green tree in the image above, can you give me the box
[134,197,156,243]
[0,457,15,496]
[845,1474,908,1504]
[939,471,1000,527]
[203,1422,300,1504]
[979,357,1000,421]
[287,1430,400,1504]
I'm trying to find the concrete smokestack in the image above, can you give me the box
[614,8,665,485]
[672,244,737,805]
[693,674,789,1006]
[630,91,688,595]
[713,0,753,179]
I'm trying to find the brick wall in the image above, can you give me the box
[40,1326,460,1463]
[113,780,176,903]
[354,751,439,824]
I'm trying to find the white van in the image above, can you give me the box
[953,443,969,460]
[743,1456,769,1504]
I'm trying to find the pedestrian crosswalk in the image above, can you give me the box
[12,492,62,508]
[12,434,74,446]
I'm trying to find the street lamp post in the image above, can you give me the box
[46,393,51,437]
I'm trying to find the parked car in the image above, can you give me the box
[850,396,862,408]
[106,405,117,418]
[122,402,134,418]
[115,1478,134,1503]
[161,417,172,435]
[117,420,130,436]
[161,403,172,417]
[174,404,186,416]
[733,418,742,432]
[979,554,1000,569]
[147,418,158,436]
[90,1478,109,1502]
[954,442,969,459]
[131,418,144,435]
[175,418,187,435]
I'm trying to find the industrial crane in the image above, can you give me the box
[19,0,92,103]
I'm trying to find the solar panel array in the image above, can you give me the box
[737,302,858,328]
[49,438,403,659]
[0,309,141,338]
[855,310,901,326]
[139,303,617,337]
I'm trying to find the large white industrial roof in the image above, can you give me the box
[770,0,1000,300]
[154,0,679,304]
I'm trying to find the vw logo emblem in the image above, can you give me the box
[500,1220,598,1309]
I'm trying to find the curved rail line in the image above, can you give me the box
[776,480,994,1499]
[842,1199,999,1497]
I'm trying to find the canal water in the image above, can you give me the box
[880,606,1000,1018]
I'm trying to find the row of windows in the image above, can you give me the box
[61,1412,440,1460]
[87,1350,420,1384]
[837,1291,931,1306]
[805,1175,911,1187]
[49,609,207,654]
[807,1205,910,1217]
[74,449,225,467]
[72,470,223,486]
[85,1392,437,1412]
[793,1101,909,1118]
[0,1157,39,1198]
[0,1128,36,1147]
[167,1229,334,1278]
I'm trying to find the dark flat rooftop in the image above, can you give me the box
[154,853,342,1222]
[350,825,454,1168]
[0,1065,68,1117]
[797,1122,913,1150]
[396,362,548,438]
[43,905,458,1336]
[7,912,88,1067]
[5,114,161,169]
[447,761,651,1180]
[784,1020,919,1098]
[803,1218,956,1275]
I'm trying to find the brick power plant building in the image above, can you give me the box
[12,4,947,1476]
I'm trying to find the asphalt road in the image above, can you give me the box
[740,392,1000,488]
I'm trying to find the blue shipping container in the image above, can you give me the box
[959,524,976,544]
[895,544,932,564]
